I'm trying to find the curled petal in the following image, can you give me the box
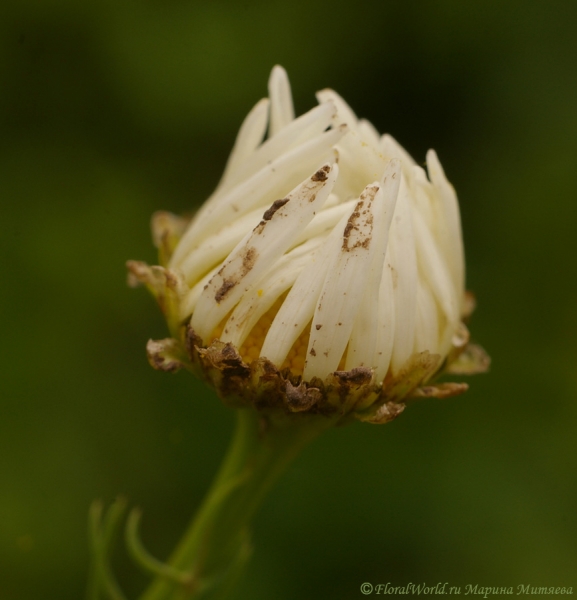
[192,164,338,342]
[268,65,295,137]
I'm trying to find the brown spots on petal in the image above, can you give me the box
[263,197,289,221]
[253,220,266,234]
[315,324,322,330]
[215,278,236,303]
[311,165,330,182]
[309,347,317,356]
[214,246,258,303]
[242,246,257,272]
[342,189,377,252]
[342,218,357,243]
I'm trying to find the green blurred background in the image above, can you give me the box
[1,0,576,598]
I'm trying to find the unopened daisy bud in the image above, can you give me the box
[128,66,489,424]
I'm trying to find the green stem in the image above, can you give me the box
[139,408,331,600]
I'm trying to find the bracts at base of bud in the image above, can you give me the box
[143,324,487,426]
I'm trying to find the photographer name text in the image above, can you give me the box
[360,583,574,597]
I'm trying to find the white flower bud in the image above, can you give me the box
[128,66,489,423]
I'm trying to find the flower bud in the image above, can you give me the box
[128,66,488,424]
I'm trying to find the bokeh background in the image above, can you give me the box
[1,1,576,598]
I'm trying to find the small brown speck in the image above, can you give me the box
[253,220,266,234]
[242,246,257,274]
[263,198,289,221]
[215,278,236,303]
[311,165,330,182]
[309,348,317,356]
[315,324,322,330]
[343,221,355,239]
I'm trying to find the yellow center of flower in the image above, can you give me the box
[210,296,348,377]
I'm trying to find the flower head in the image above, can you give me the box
[128,66,488,424]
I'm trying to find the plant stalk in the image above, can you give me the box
[139,408,331,600]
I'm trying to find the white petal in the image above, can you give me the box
[268,65,295,137]
[320,192,341,210]
[179,264,219,322]
[409,164,436,231]
[413,279,439,354]
[180,195,357,288]
[412,206,459,332]
[426,149,465,299]
[220,237,325,349]
[179,205,265,286]
[170,126,346,267]
[191,164,338,342]
[295,198,357,246]
[334,133,389,200]
[259,215,345,367]
[358,118,381,146]
[346,160,401,371]
[380,133,417,177]
[215,98,270,193]
[388,174,418,374]
[222,101,337,193]
[374,255,396,382]
[304,182,385,380]
[316,88,359,128]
